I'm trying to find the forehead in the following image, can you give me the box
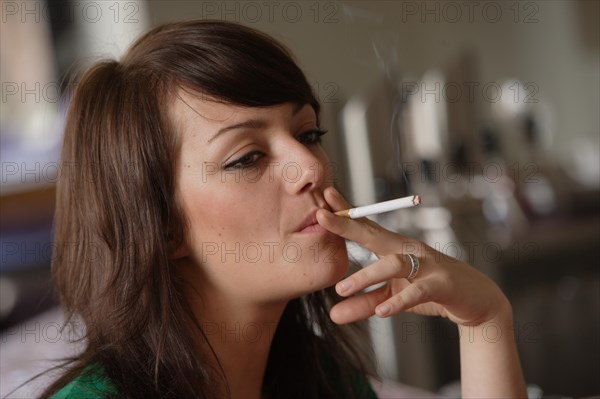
[169,89,316,140]
[170,89,255,128]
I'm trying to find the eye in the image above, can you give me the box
[224,151,264,170]
[297,128,328,146]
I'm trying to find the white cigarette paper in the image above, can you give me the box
[335,195,421,219]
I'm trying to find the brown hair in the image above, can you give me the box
[41,20,374,398]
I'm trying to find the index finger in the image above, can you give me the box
[317,188,410,256]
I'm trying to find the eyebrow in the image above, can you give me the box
[207,103,307,143]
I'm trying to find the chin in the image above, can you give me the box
[324,251,349,286]
[261,237,349,302]
[298,240,349,295]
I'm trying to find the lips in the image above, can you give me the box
[294,209,325,234]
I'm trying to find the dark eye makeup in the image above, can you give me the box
[223,128,328,170]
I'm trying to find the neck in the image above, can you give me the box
[187,286,287,399]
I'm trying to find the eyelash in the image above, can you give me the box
[223,128,328,170]
[297,128,328,146]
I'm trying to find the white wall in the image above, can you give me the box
[147,0,599,156]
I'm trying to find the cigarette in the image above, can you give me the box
[334,195,421,219]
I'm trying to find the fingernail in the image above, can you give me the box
[318,209,334,219]
[329,187,341,198]
[337,279,353,293]
[376,303,391,316]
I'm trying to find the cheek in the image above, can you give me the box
[175,163,348,300]
[182,179,277,251]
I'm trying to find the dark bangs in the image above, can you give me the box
[122,19,320,113]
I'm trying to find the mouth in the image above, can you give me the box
[294,209,328,234]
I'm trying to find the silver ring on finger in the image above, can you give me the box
[406,253,420,281]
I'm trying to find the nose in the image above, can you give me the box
[281,141,326,195]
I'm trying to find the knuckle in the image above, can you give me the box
[338,216,353,233]
[412,282,429,300]
[402,239,421,255]
[362,222,381,247]
[388,294,404,310]
[354,269,369,286]
[364,221,380,236]
[436,263,452,281]
[388,254,405,276]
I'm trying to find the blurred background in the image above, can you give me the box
[1,1,598,397]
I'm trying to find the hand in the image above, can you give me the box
[316,187,511,326]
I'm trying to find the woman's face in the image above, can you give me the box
[170,90,348,305]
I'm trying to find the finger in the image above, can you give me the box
[374,279,442,317]
[335,254,416,297]
[323,186,353,212]
[329,284,390,324]
[319,187,423,256]
[316,208,412,256]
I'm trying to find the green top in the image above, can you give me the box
[50,365,116,398]
[50,364,378,398]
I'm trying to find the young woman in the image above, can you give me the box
[42,20,526,398]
